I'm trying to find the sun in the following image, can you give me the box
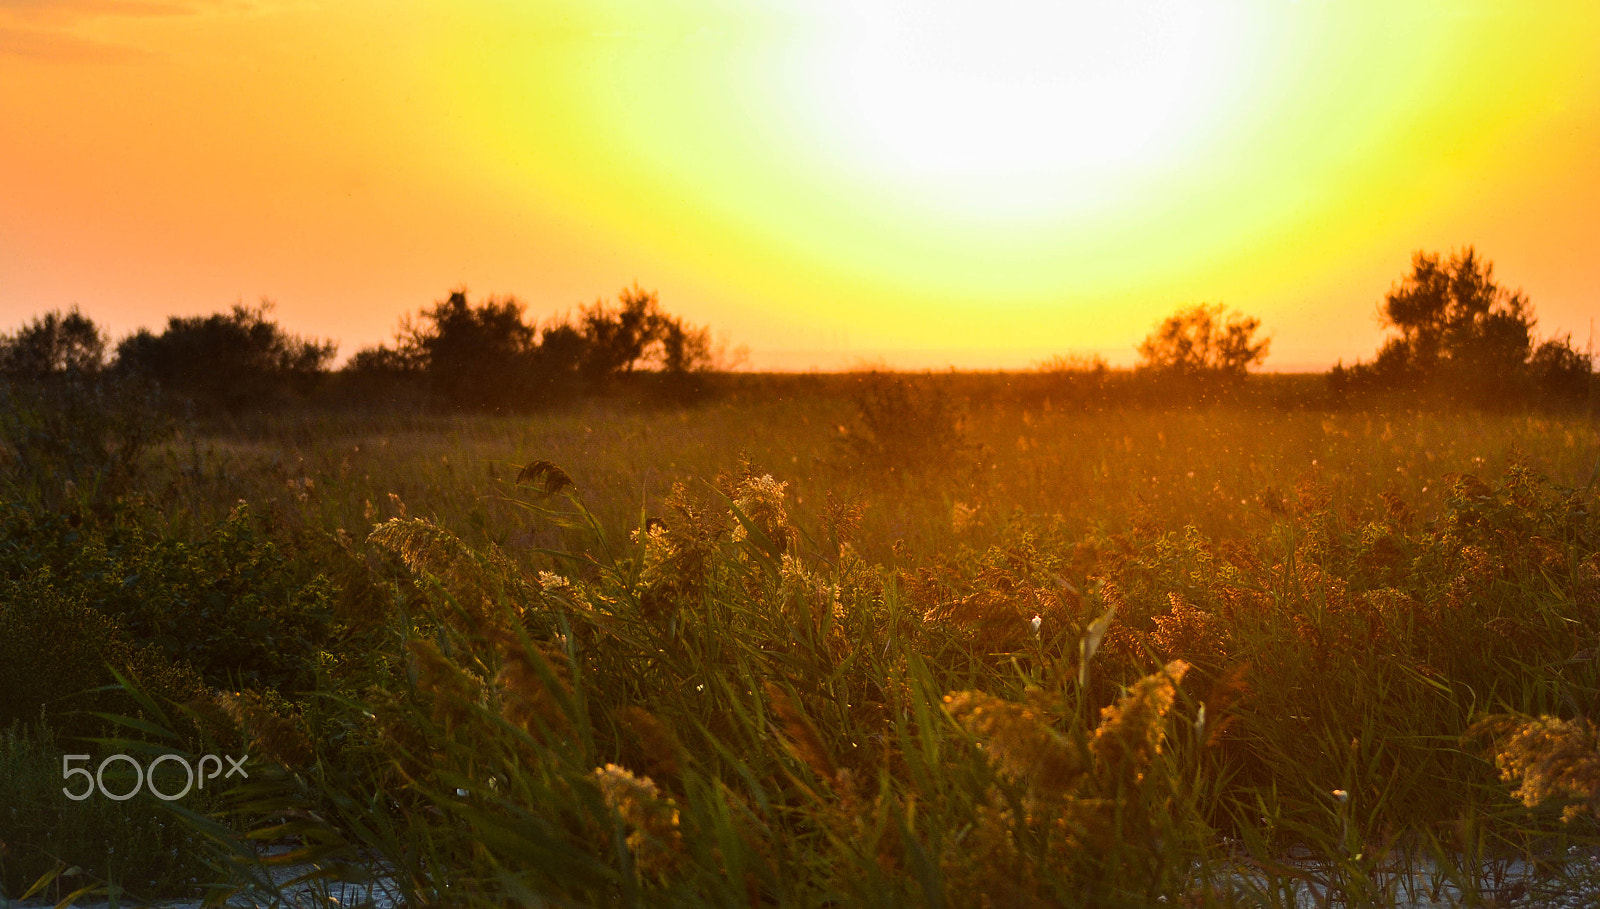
[785,0,1250,220]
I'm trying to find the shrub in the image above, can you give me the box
[840,371,975,478]
[0,571,201,739]
[0,307,106,378]
[0,721,213,902]
[1136,303,1269,383]
[1334,247,1594,406]
[0,503,338,695]
[1531,334,1595,404]
[114,301,336,414]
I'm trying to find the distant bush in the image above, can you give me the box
[412,289,543,410]
[114,301,336,414]
[0,307,106,378]
[0,570,202,739]
[840,371,976,478]
[349,285,719,411]
[0,370,174,512]
[1330,247,1593,406]
[0,503,337,695]
[1136,303,1269,388]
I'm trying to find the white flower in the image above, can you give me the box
[1030,614,1042,637]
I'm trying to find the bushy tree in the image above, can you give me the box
[1137,303,1269,381]
[351,285,717,410]
[114,302,337,413]
[0,307,106,378]
[1333,248,1592,405]
[1530,335,1593,402]
[579,284,713,381]
[412,289,540,410]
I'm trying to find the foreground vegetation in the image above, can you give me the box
[1,370,1598,906]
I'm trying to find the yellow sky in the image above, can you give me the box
[3,0,1598,370]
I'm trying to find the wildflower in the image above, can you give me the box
[592,763,683,875]
[730,474,793,551]
[537,571,571,590]
[944,690,1086,799]
[1469,713,1600,821]
[638,522,678,576]
[1091,660,1190,785]
[952,500,980,534]
[1030,614,1042,638]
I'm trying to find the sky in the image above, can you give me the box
[3,0,1598,371]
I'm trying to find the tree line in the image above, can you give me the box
[0,285,721,414]
[1129,246,1591,406]
[1,249,1593,415]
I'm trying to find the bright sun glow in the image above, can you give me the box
[792,0,1246,218]
[4,0,1599,369]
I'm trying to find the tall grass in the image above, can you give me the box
[142,376,1600,565]
[7,374,1600,905]
[126,452,1600,904]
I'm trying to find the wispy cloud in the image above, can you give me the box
[0,0,271,62]
[0,0,195,20]
[0,22,151,60]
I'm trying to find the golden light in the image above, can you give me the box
[4,0,1598,368]
[785,0,1249,220]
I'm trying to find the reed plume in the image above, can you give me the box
[405,637,486,734]
[493,628,573,741]
[943,690,1086,801]
[592,763,684,876]
[369,517,518,637]
[213,689,314,769]
[765,682,842,792]
[729,473,795,554]
[1469,713,1600,821]
[1091,659,1190,786]
[611,705,682,782]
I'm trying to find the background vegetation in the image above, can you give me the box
[0,250,1598,905]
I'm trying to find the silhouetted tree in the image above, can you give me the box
[1332,248,1592,405]
[114,302,336,414]
[531,321,591,399]
[579,286,655,382]
[411,289,540,410]
[1530,335,1594,403]
[0,308,170,509]
[0,307,106,378]
[1137,304,1269,382]
[577,284,713,383]
[347,338,424,375]
[348,285,718,410]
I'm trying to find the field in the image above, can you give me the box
[5,372,1600,907]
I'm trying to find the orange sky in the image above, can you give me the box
[3,0,1598,371]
